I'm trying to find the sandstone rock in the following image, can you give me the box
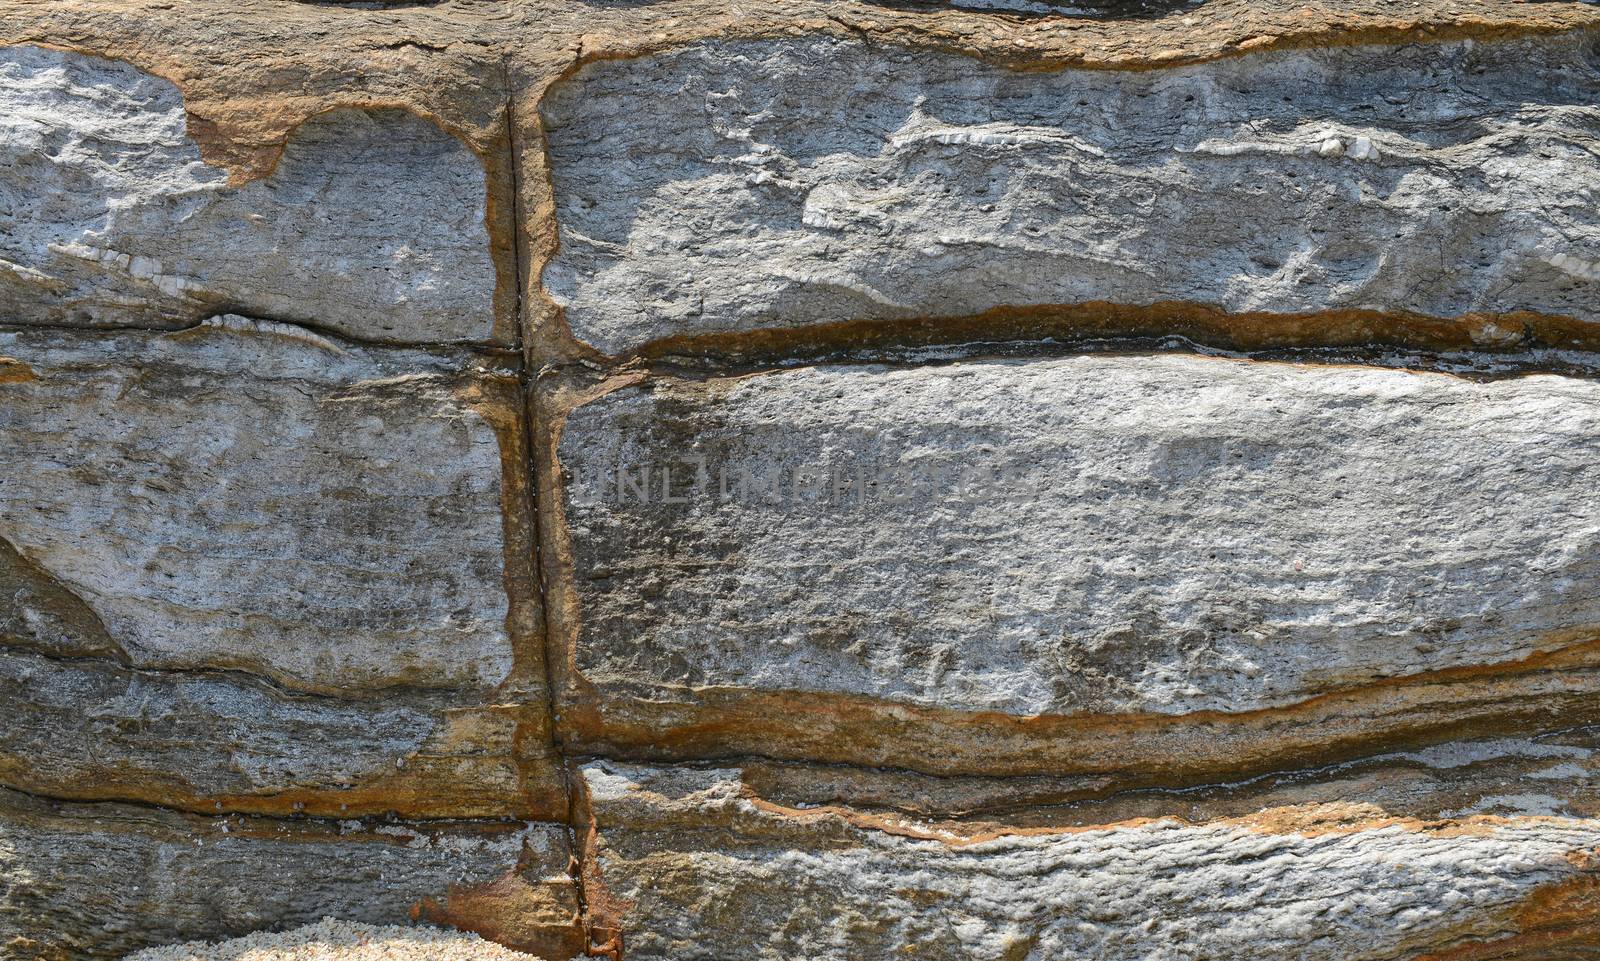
[4,1,1600,958]
[737,727,1600,826]
[0,647,553,820]
[0,319,561,818]
[579,760,1600,961]
[0,46,499,345]
[552,352,1600,775]
[0,789,577,961]
[541,33,1600,355]
[0,320,519,694]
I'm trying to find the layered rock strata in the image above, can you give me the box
[4,1,1600,959]
[550,353,1600,780]
[578,758,1600,961]
[0,789,578,961]
[542,32,1600,356]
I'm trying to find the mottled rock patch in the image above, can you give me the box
[0,46,499,344]
[543,33,1600,354]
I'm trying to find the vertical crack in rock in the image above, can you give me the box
[0,320,569,822]
[541,32,1600,356]
[8,4,1600,959]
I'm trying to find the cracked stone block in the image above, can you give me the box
[0,646,556,820]
[552,352,1600,776]
[0,45,501,345]
[578,760,1600,961]
[0,788,579,961]
[541,32,1600,355]
[0,319,561,818]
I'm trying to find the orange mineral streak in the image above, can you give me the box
[1406,862,1600,960]
[414,872,588,961]
[552,630,1600,781]
[7,1,1600,956]
[0,359,37,386]
[739,794,1576,847]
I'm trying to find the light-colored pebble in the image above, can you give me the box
[1347,134,1379,160]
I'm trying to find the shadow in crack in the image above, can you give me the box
[864,0,1206,20]
[569,0,1205,15]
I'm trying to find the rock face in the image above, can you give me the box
[0,46,500,345]
[0,320,516,694]
[580,762,1600,961]
[0,319,562,821]
[6,1,1600,959]
[0,789,575,961]
[542,33,1600,355]
[553,353,1600,775]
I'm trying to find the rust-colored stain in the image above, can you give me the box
[414,872,588,960]
[0,358,37,385]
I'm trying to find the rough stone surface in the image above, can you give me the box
[0,789,571,961]
[0,647,542,819]
[554,353,1600,772]
[737,727,1600,826]
[5,1,1600,958]
[0,320,516,694]
[543,33,1600,355]
[0,319,563,819]
[0,46,498,345]
[580,761,1600,961]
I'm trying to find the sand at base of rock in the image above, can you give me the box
[120,919,547,961]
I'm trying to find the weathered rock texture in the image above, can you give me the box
[0,47,500,345]
[0,322,514,692]
[5,0,1600,959]
[580,761,1600,961]
[0,789,577,961]
[123,919,550,961]
[543,32,1600,356]
[553,353,1600,777]
[0,320,561,820]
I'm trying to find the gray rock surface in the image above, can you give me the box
[0,788,565,961]
[542,33,1600,354]
[581,761,1600,961]
[0,318,516,695]
[0,46,498,344]
[0,646,532,818]
[558,353,1600,718]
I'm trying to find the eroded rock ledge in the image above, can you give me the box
[0,788,579,961]
[578,760,1600,961]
